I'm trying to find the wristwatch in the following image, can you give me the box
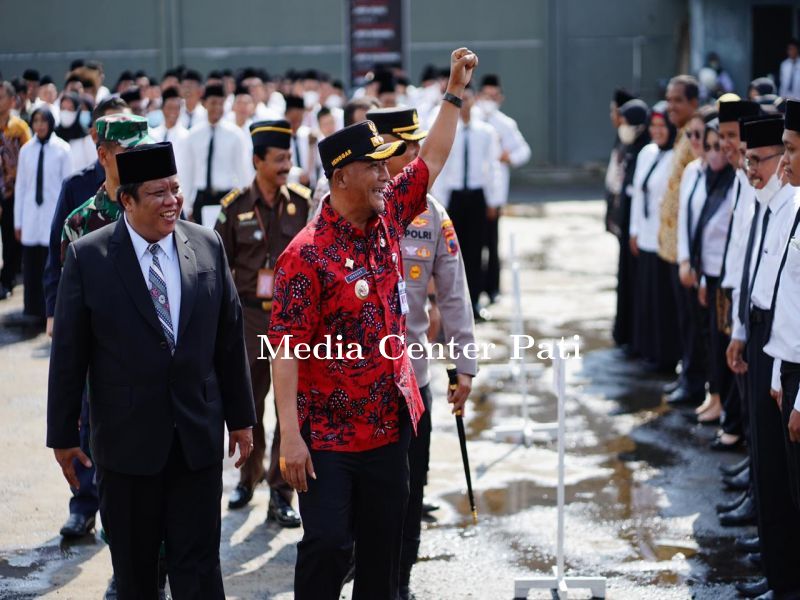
[443,92,463,108]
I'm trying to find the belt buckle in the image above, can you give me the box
[261,300,272,311]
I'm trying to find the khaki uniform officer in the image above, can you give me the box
[368,106,478,600]
[215,119,309,527]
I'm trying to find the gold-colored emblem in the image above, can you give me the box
[355,279,369,299]
[286,202,296,216]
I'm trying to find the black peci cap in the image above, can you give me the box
[250,120,292,151]
[366,107,428,141]
[116,142,178,185]
[318,120,405,178]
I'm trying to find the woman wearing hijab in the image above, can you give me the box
[629,101,680,370]
[13,106,71,324]
[55,92,96,172]
[605,88,636,235]
[612,98,650,350]
[693,122,737,437]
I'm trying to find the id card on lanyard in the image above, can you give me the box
[398,278,409,315]
[254,202,274,299]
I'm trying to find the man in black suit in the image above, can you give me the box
[47,141,256,599]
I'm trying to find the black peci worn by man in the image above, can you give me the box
[47,141,256,599]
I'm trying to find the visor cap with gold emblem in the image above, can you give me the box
[250,119,292,152]
[366,107,428,142]
[318,120,406,178]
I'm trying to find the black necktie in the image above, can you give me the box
[737,202,762,326]
[206,127,215,192]
[719,178,742,282]
[463,126,470,190]
[294,135,302,170]
[685,170,703,267]
[35,141,45,206]
[642,151,663,218]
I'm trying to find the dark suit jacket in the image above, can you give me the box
[47,217,256,476]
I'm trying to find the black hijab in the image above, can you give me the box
[30,106,56,143]
[55,92,89,142]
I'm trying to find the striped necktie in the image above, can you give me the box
[148,244,175,353]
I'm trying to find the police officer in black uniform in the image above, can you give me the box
[215,120,310,526]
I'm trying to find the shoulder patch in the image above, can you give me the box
[286,182,312,201]
[220,188,242,208]
[442,219,459,256]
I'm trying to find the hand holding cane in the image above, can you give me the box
[447,364,478,525]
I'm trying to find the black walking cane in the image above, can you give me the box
[447,364,478,525]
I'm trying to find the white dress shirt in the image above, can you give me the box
[152,122,191,187]
[629,143,675,252]
[699,171,736,278]
[731,179,796,341]
[183,120,251,213]
[14,134,72,246]
[431,117,502,208]
[764,196,800,406]
[780,58,800,99]
[290,125,320,189]
[477,106,531,206]
[179,102,207,129]
[67,135,98,173]
[677,159,706,263]
[124,214,182,344]
[721,171,757,289]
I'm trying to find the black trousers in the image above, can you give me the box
[97,435,224,600]
[295,414,411,600]
[239,306,292,498]
[780,362,800,510]
[482,214,500,299]
[670,265,707,395]
[70,390,99,517]
[613,230,637,348]
[0,194,21,290]
[746,310,800,594]
[21,244,48,319]
[399,385,433,589]
[191,189,228,224]
[706,276,739,434]
[448,189,486,309]
[632,251,680,369]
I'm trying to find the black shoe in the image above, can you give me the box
[59,513,95,538]
[720,456,750,477]
[228,483,254,509]
[736,578,769,598]
[719,495,756,526]
[723,467,750,491]
[399,586,417,600]
[711,435,743,452]
[104,576,117,600]
[735,535,761,554]
[716,491,748,514]
[747,552,761,568]
[665,387,704,406]
[662,378,682,395]
[267,491,301,528]
[422,499,440,515]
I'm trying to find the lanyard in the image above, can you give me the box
[253,197,282,268]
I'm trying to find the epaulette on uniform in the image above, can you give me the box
[286,182,312,202]
[220,188,242,208]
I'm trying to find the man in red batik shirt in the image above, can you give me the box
[268,48,479,600]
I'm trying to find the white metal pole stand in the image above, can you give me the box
[513,353,606,599]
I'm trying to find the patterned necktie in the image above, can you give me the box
[148,244,175,352]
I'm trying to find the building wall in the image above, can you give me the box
[0,0,690,167]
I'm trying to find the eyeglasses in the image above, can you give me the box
[704,143,721,152]
[744,151,783,170]
[687,129,704,140]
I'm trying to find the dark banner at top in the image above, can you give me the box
[348,0,406,87]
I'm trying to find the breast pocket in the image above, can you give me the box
[197,269,216,298]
